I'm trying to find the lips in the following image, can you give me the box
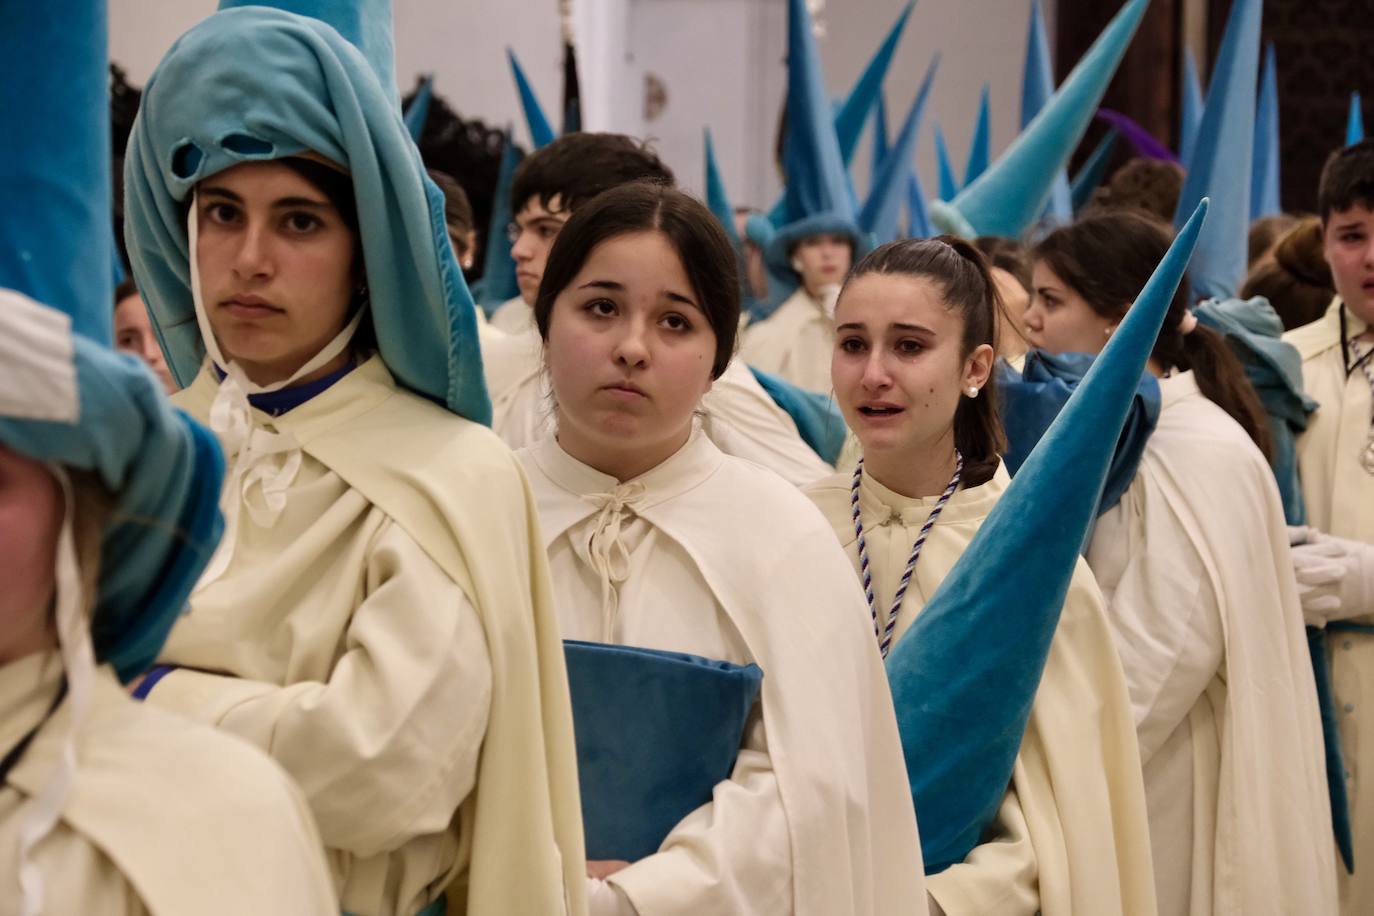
[220,295,283,319]
[858,402,904,417]
[601,382,648,401]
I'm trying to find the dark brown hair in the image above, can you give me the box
[1240,216,1334,331]
[1247,213,1298,268]
[511,132,674,219]
[1319,139,1374,223]
[1085,158,1186,224]
[427,168,475,244]
[844,236,1007,487]
[1034,211,1273,461]
[533,182,740,379]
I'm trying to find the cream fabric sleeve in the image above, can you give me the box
[924,786,1039,916]
[608,709,793,916]
[143,520,492,857]
[700,360,833,487]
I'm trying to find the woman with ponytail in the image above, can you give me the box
[1024,211,1335,914]
[805,236,1155,916]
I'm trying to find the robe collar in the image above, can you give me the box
[0,652,64,762]
[856,461,1007,529]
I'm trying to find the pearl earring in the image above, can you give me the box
[966,386,979,398]
[1104,326,1114,337]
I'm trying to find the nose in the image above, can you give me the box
[231,218,274,281]
[1022,300,1043,331]
[510,229,534,263]
[859,350,891,391]
[612,316,651,369]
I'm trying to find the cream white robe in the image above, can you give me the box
[488,294,534,335]
[483,334,833,486]
[148,356,587,916]
[805,466,1157,916]
[0,651,337,914]
[739,288,834,395]
[520,431,925,916]
[1087,371,1337,915]
[1288,299,1374,914]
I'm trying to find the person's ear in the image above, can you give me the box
[962,343,995,394]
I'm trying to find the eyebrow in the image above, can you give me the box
[836,321,935,334]
[199,186,333,210]
[578,279,702,309]
[1332,220,1367,233]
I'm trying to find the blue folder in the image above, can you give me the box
[563,640,764,862]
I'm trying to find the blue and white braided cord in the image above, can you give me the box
[851,451,964,658]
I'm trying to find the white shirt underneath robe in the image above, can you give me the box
[488,294,534,335]
[520,431,925,916]
[0,651,337,915]
[739,288,834,395]
[1088,370,1336,915]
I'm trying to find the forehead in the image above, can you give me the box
[573,231,691,292]
[198,159,330,202]
[1327,204,1374,230]
[515,194,567,224]
[836,272,957,327]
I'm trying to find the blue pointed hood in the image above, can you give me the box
[1070,127,1119,211]
[870,92,891,192]
[1348,92,1365,146]
[508,48,557,150]
[764,0,867,275]
[1172,0,1260,301]
[219,0,398,101]
[906,170,935,238]
[834,1,916,168]
[1180,47,1204,164]
[1,0,227,682]
[473,129,522,311]
[1021,0,1073,223]
[404,73,433,142]
[932,0,1150,238]
[934,125,960,201]
[126,0,492,423]
[1252,42,1282,219]
[890,198,1210,872]
[705,128,743,249]
[860,56,939,245]
[963,84,992,185]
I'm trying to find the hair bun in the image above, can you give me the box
[1272,218,1333,289]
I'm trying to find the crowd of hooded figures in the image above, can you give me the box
[5,0,1374,914]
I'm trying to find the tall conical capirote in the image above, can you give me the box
[1252,42,1282,220]
[963,84,992,185]
[219,0,399,102]
[1070,127,1119,211]
[1172,0,1260,301]
[1348,91,1365,146]
[2,1,113,341]
[860,56,939,245]
[705,128,743,249]
[888,197,1210,873]
[0,0,228,681]
[935,124,960,200]
[834,1,916,168]
[931,0,1150,239]
[1021,0,1073,223]
[508,48,557,149]
[1180,47,1204,164]
[871,92,891,194]
[404,73,433,142]
[474,128,522,311]
[907,169,935,238]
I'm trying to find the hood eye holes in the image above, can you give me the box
[171,142,204,179]
[220,133,274,157]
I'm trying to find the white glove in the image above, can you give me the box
[1290,529,1374,627]
[587,877,639,916]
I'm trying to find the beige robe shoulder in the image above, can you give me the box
[155,356,586,916]
[1287,299,1374,915]
[805,465,1157,916]
[521,432,925,916]
[488,294,534,335]
[0,652,336,915]
[1088,371,1336,915]
[739,288,835,395]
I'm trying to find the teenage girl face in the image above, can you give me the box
[114,292,176,393]
[545,230,717,480]
[194,160,358,386]
[0,446,61,665]
[832,273,993,457]
[793,234,853,297]
[1024,260,1117,356]
[1323,204,1374,328]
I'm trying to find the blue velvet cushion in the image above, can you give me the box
[563,640,763,862]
